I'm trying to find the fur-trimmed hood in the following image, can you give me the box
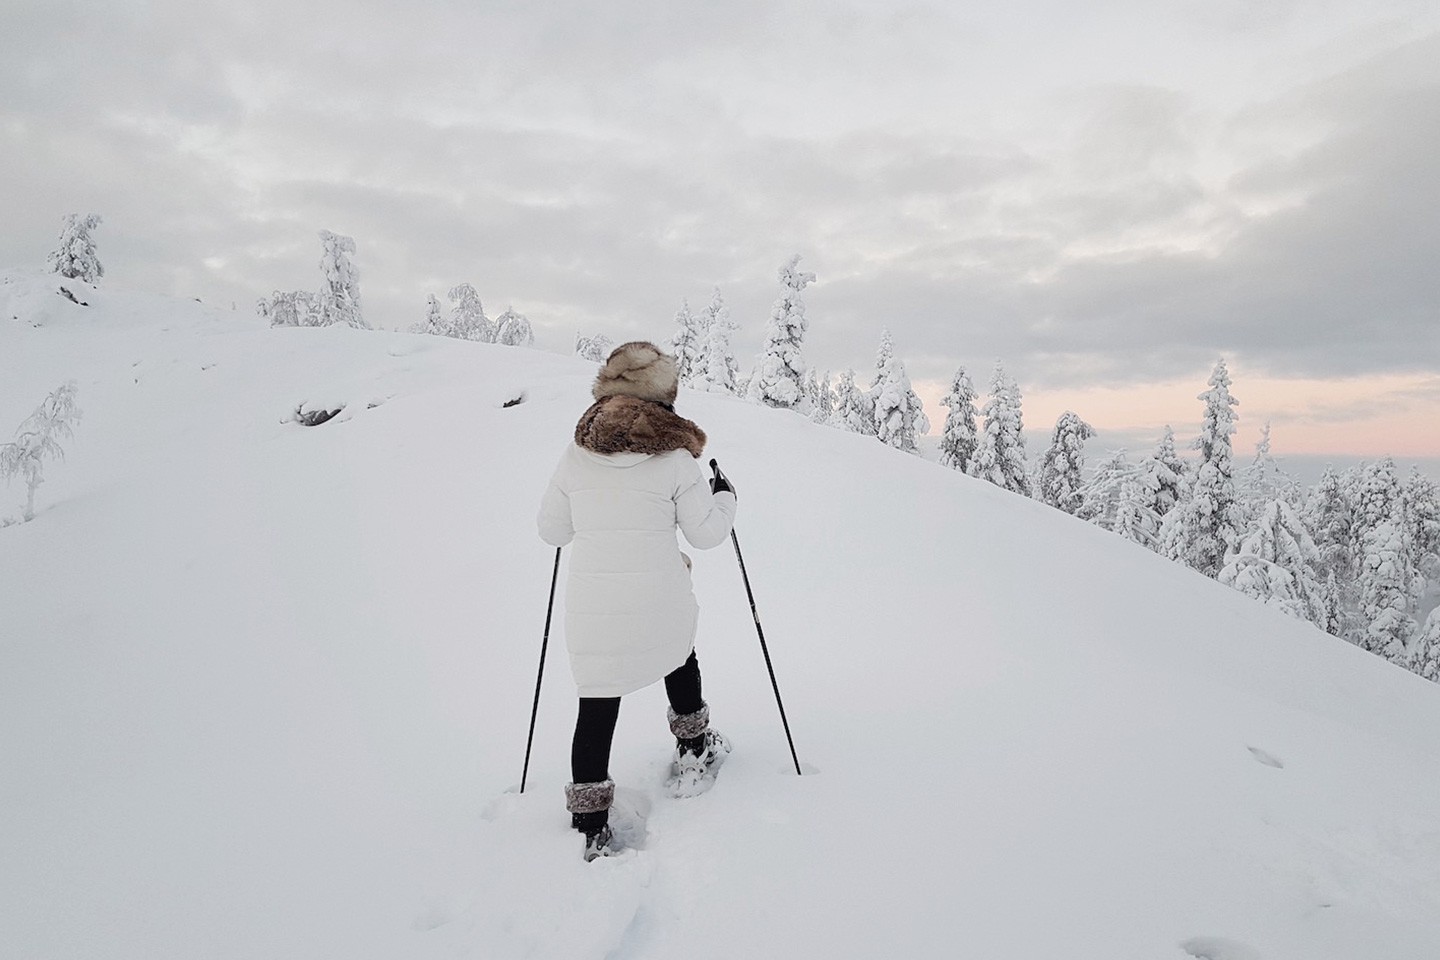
[575,395,706,459]
[593,341,679,405]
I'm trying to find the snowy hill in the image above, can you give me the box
[4,275,1440,960]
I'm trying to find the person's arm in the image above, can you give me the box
[537,452,575,547]
[675,456,736,550]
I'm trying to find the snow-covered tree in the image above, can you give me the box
[833,370,873,434]
[1411,607,1440,682]
[1238,421,1299,521]
[809,371,837,425]
[576,333,614,362]
[1,382,82,522]
[969,361,1030,496]
[259,290,321,328]
[1353,457,1405,544]
[694,287,740,394]
[1038,411,1095,515]
[48,214,104,283]
[873,357,927,454]
[1079,449,1136,529]
[1114,427,1187,547]
[1218,499,1326,625]
[1351,458,1416,659]
[868,328,895,403]
[1356,518,1417,661]
[448,284,493,342]
[1143,427,1187,520]
[411,295,447,336]
[1112,479,1161,548]
[1305,467,1356,586]
[1403,467,1440,580]
[1160,359,1242,577]
[938,367,978,473]
[670,299,705,384]
[747,255,814,410]
[317,230,365,329]
[494,307,534,347]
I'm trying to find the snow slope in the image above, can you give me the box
[4,275,1440,960]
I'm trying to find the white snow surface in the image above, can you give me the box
[4,276,1440,959]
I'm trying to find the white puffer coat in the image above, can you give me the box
[537,444,738,697]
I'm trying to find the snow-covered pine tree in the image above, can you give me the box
[802,368,820,411]
[1039,411,1095,515]
[1411,607,1440,683]
[495,307,534,347]
[670,299,705,384]
[259,290,321,328]
[448,284,493,342]
[694,287,740,394]
[1112,479,1161,548]
[1305,466,1356,585]
[1352,458,1416,660]
[833,370,872,433]
[938,366,978,474]
[1144,426,1187,519]
[1357,518,1417,661]
[317,230,366,329]
[1217,499,1326,626]
[412,295,447,336]
[0,382,82,522]
[969,361,1030,496]
[1320,570,1346,637]
[869,328,895,404]
[1238,421,1298,522]
[1078,449,1136,529]
[575,333,614,362]
[873,357,927,454]
[809,371,836,425]
[1403,467,1440,583]
[1159,359,1242,577]
[747,255,814,410]
[47,214,104,283]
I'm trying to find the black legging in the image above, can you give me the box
[571,651,704,784]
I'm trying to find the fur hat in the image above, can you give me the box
[593,341,679,405]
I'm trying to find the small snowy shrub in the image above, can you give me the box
[1,382,82,521]
[576,333,614,362]
[495,308,534,347]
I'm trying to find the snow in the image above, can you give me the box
[4,274,1440,959]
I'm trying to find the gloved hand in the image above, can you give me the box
[709,459,736,498]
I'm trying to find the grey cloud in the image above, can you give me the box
[1,4,1436,404]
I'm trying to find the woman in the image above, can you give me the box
[537,341,738,861]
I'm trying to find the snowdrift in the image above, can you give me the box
[4,275,1440,960]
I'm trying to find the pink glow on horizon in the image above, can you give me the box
[912,371,1440,459]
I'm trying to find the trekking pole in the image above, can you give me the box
[711,459,802,776]
[520,547,562,793]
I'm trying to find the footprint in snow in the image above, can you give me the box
[1246,746,1285,769]
[608,786,652,852]
[1180,935,1260,960]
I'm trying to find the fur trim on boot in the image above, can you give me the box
[667,703,710,741]
[593,341,679,405]
[565,779,615,815]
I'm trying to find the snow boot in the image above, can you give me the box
[565,779,618,861]
[665,704,731,798]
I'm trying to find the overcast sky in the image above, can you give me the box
[4,0,1438,461]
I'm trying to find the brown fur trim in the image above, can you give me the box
[575,395,707,459]
[667,703,710,740]
[565,779,615,814]
[593,341,679,404]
